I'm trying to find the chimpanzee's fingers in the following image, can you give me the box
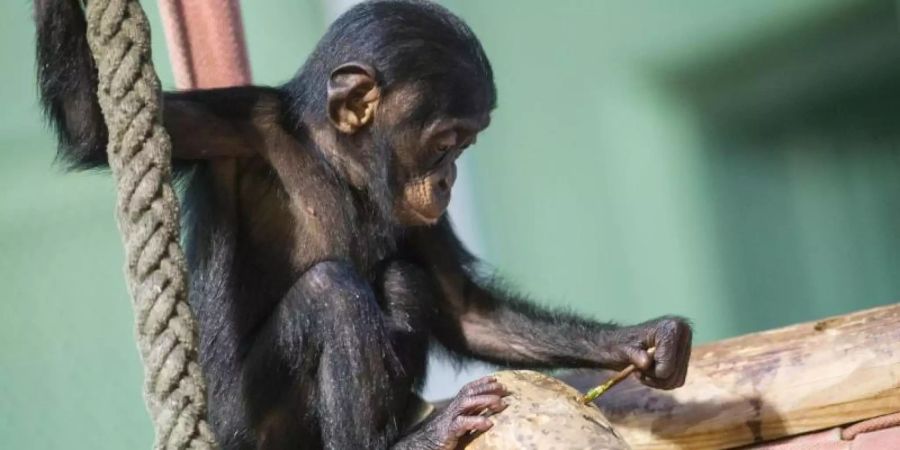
[635,372,666,389]
[651,318,689,380]
[449,415,493,438]
[460,377,495,394]
[463,376,496,388]
[653,348,677,381]
[643,365,685,390]
[457,394,507,415]
[642,327,692,389]
[670,329,693,388]
[621,346,652,371]
[460,378,508,398]
[472,382,508,397]
[670,357,689,388]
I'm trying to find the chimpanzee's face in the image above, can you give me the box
[382,89,490,226]
[326,63,492,226]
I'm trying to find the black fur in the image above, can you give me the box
[34,1,692,449]
[34,0,107,169]
[285,0,497,126]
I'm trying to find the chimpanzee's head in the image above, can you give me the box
[290,0,496,226]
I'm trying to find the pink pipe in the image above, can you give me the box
[157,0,252,89]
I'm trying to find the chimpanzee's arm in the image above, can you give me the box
[162,87,285,160]
[405,217,692,389]
[33,0,278,168]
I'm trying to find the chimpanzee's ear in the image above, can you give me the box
[327,62,380,134]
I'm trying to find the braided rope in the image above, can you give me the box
[83,1,217,448]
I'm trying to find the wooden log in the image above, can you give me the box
[563,303,900,449]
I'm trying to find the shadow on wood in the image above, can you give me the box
[563,303,900,449]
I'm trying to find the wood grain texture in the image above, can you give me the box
[563,304,900,449]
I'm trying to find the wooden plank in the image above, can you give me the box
[563,303,900,449]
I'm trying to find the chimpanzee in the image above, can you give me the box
[34,0,693,449]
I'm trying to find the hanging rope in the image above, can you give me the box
[83,0,217,448]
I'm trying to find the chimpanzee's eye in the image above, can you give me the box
[433,149,452,168]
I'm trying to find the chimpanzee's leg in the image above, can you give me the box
[374,260,435,392]
[242,261,406,450]
[308,261,410,450]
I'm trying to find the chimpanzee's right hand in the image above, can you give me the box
[395,376,508,450]
[603,316,693,390]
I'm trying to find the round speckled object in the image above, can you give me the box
[460,371,631,450]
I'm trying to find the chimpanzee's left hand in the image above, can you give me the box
[602,316,692,390]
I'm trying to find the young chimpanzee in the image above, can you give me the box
[35,0,692,449]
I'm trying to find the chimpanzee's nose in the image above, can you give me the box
[435,163,457,193]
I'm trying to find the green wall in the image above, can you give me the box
[0,1,324,448]
[450,0,890,340]
[2,1,896,448]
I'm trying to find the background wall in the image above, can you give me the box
[2,0,899,448]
